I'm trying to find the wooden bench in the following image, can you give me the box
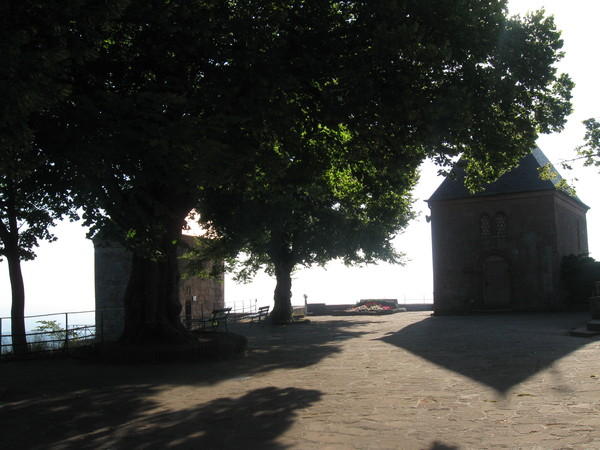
[248,306,270,325]
[192,307,231,332]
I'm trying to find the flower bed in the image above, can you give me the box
[346,303,393,312]
[342,299,405,315]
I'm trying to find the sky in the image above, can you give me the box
[1,0,599,319]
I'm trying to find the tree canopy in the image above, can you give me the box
[0,0,126,353]
[576,118,600,170]
[9,0,574,340]
[41,0,265,343]
[194,1,573,322]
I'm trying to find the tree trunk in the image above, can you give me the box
[1,185,29,355]
[270,259,294,324]
[7,246,28,355]
[119,226,194,345]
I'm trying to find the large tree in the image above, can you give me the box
[0,0,125,354]
[43,0,255,344]
[195,1,573,322]
[42,0,573,338]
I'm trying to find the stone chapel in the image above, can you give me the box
[427,147,589,315]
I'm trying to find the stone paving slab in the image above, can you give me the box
[1,311,599,449]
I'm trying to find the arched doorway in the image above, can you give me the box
[483,255,510,308]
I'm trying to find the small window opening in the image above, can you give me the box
[496,212,508,236]
[480,214,491,237]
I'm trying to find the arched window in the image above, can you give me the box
[480,214,491,237]
[496,212,508,236]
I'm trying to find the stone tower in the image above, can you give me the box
[427,147,589,314]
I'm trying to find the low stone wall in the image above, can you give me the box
[307,302,433,316]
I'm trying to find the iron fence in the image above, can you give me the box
[0,310,115,359]
[0,302,274,358]
[225,299,263,322]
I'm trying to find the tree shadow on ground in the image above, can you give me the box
[122,386,322,449]
[378,312,593,394]
[2,318,378,388]
[226,318,379,374]
[0,383,320,449]
[0,318,374,447]
[429,442,460,450]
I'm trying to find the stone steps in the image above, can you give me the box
[570,319,600,337]
[587,319,600,331]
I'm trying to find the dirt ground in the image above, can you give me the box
[1,311,599,449]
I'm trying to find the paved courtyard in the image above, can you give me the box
[1,311,599,449]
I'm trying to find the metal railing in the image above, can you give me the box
[1,302,272,357]
[226,299,263,322]
[25,324,97,355]
[0,310,98,358]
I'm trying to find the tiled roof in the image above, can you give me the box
[427,147,587,207]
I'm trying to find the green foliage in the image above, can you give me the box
[179,237,225,281]
[576,118,600,169]
[547,117,600,178]
[194,1,573,316]
[32,320,79,340]
[561,254,600,305]
[44,0,252,255]
[537,163,577,196]
[30,320,80,352]
[16,0,574,332]
[0,0,128,354]
[38,0,270,340]
[0,0,88,261]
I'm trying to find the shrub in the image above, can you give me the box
[30,320,80,351]
[561,254,600,304]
